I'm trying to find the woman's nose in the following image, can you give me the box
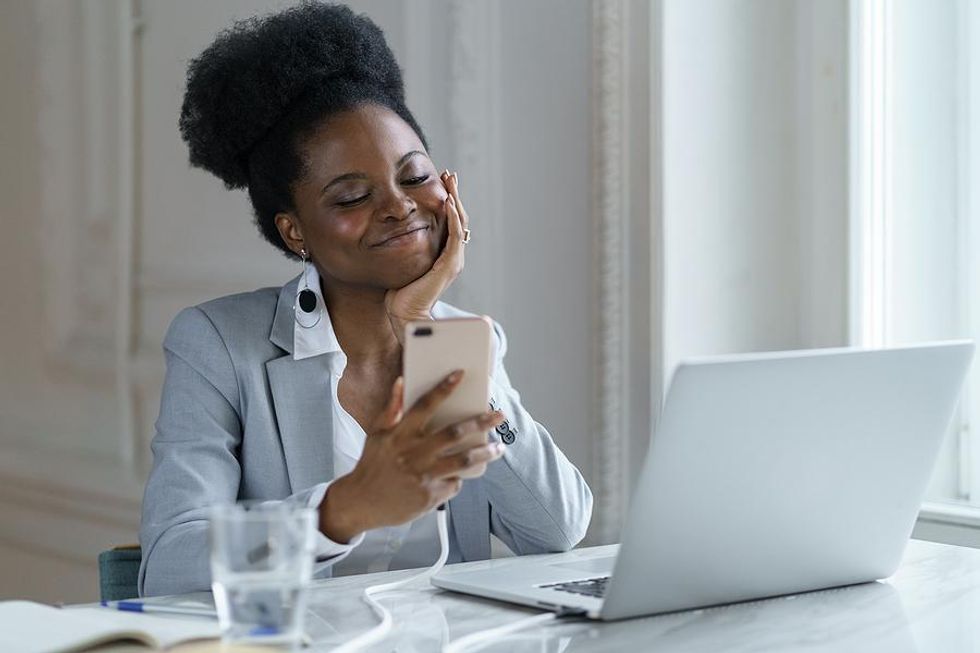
[376,186,416,222]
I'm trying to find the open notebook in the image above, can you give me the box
[0,601,219,653]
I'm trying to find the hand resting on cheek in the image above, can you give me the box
[385,170,469,345]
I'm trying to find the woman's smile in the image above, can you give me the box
[371,223,431,248]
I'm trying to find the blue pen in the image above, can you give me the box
[100,600,218,618]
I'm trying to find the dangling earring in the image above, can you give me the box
[294,248,322,329]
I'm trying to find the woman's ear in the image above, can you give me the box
[274,212,304,255]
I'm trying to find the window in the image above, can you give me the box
[853,0,980,510]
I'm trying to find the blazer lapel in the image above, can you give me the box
[267,276,335,494]
[267,355,334,494]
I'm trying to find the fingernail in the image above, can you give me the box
[452,172,458,186]
[494,442,506,455]
[448,369,463,383]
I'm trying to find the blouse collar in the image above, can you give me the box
[292,264,342,361]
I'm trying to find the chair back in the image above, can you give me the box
[98,545,142,601]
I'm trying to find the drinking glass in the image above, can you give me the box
[209,501,317,647]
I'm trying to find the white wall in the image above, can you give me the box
[662,0,849,377]
[885,0,966,501]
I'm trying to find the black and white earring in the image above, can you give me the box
[294,248,322,329]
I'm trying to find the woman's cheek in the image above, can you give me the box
[411,186,450,250]
[330,211,369,239]
[416,179,449,210]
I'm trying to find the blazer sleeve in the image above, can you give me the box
[138,307,358,597]
[482,320,594,554]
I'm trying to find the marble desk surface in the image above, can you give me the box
[92,538,980,652]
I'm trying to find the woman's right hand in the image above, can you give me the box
[319,371,506,543]
[384,171,467,345]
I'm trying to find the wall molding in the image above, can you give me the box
[0,445,142,566]
[36,0,123,380]
[591,0,661,544]
[591,0,630,544]
[913,503,980,549]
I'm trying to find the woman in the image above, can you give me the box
[139,2,592,597]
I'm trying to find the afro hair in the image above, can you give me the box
[179,2,428,258]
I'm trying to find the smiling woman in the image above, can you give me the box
[138,2,593,597]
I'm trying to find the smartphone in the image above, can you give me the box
[402,317,493,432]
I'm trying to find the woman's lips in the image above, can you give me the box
[373,225,430,248]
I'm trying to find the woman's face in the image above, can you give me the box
[278,104,448,292]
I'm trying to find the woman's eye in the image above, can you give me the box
[336,194,369,208]
[402,175,430,186]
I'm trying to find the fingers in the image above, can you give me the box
[428,411,505,457]
[432,477,464,504]
[443,170,468,231]
[435,193,464,280]
[398,369,464,434]
[440,171,466,248]
[429,442,505,480]
[440,178,464,248]
[448,195,464,243]
[430,194,462,274]
[374,376,404,431]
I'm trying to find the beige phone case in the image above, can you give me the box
[403,317,493,432]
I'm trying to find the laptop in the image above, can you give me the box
[432,341,974,620]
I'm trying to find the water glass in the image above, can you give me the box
[209,501,317,647]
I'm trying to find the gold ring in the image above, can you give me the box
[462,229,471,244]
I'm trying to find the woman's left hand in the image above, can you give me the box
[385,170,468,344]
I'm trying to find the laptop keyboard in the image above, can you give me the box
[540,576,610,598]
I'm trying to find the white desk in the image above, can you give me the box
[95,539,980,652]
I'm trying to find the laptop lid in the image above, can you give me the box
[600,341,973,620]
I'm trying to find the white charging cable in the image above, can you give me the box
[331,506,450,653]
[331,505,582,653]
[442,611,563,653]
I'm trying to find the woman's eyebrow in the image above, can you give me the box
[320,151,428,195]
[396,150,426,168]
[321,172,367,194]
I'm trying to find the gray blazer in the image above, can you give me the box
[139,275,593,596]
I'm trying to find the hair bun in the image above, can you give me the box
[179,2,407,189]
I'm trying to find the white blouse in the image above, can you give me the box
[294,264,439,575]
